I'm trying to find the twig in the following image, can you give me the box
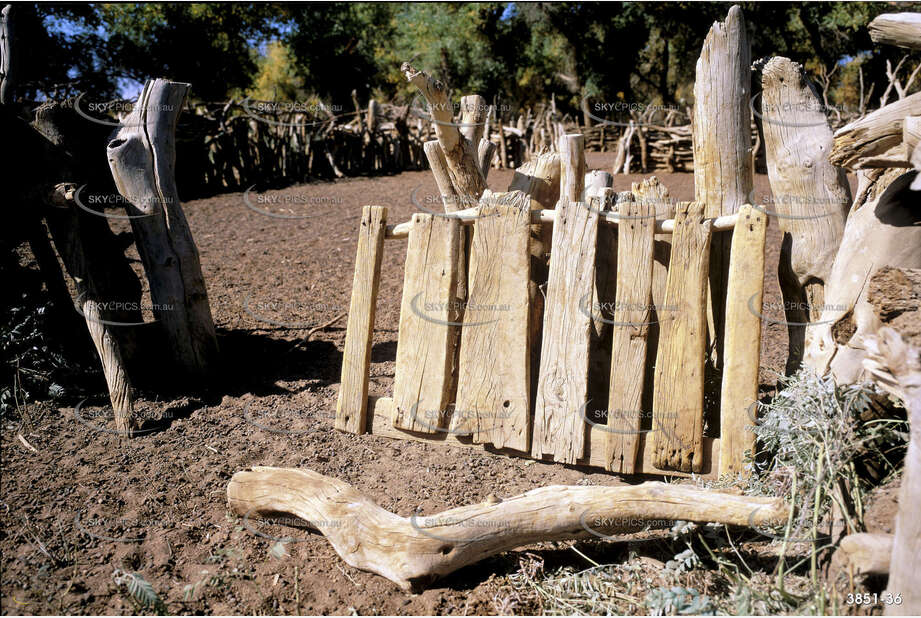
[287,311,346,352]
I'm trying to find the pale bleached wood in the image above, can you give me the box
[869,13,921,51]
[386,208,740,239]
[460,94,487,149]
[904,116,921,189]
[227,466,786,592]
[392,214,461,433]
[830,92,921,170]
[423,140,464,212]
[862,328,921,616]
[477,137,496,179]
[804,169,921,381]
[507,152,561,414]
[336,206,388,434]
[107,78,218,378]
[605,199,655,473]
[836,533,894,576]
[760,57,852,374]
[652,202,713,473]
[631,176,673,322]
[692,5,753,369]
[402,63,486,201]
[454,192,532,451]
[368,396,718,478]
[718,204,767,478]
[532,136,593,464]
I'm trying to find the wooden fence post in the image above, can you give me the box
[107,78,219,380]
[692,4,753,369]
[759,57,851,374]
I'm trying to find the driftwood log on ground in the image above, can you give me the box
[227,466,788,592]
[834,532,894,576]
[759,57,851,373]
[107,78,218,380]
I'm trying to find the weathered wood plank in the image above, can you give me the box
[392,214,461,433]
[719,204,767,478]
[531,200,599,463]
[606,199,656,473]
[692,5,753,369]
[336,205,388,434]
[453,192,532,452]
[368,396,719,478]
[531,135,594,464]
[652,201,713,472]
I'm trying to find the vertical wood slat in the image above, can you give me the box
[392,214,461,433]
[692,5,753,369]
[453,192,532,452]
[719,204,767,477]
[531,199,599,463]
[605,200,656,473]
[335,205,388,434]
[652,201,713,472]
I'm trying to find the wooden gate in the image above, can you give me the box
[335,138,766,480]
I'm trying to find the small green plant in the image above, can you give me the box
[112,569,166,614]
[645,586,715,616]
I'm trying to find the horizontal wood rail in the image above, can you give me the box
[385,205,743,239]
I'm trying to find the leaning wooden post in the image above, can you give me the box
[45,186,135,436]
[759,57,851,374]
[107,78,218,379]
[692,4,753,369]
[718,204,767,477]
[336,206,388,434]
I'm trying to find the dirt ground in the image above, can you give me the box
[2,156,873,615]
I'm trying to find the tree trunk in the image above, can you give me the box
[107,78,218,380]
[759,57,851,374]
[869,13,921,51]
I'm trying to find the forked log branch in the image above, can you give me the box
[401,62,486,200]
[227,466,788,592]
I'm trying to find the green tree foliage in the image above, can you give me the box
[245,40,307,102]
[17,1,921,117]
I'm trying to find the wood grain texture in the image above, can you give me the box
[392,214,461,433]
[652,201,713,473]
[453,192,532,452]
[402,63,486,200]
[531,200,599,463]
[107,78,218,378]
[228,466,785,592]
[718,204,767,478]
[830,93,921,170]
[692,5,753,369]
[861,328,921,615]
[605,200,656,473]
[368,396,719,477]
[869,12,921,51]
[759,57,852,374]
[336,205,388,434]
